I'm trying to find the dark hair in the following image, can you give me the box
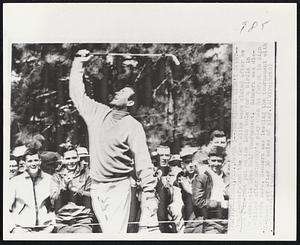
[23,148,40,161]
[10,154,18,162]
[59,144,78,157]
[210,130,226,141]
[208,146,226,158]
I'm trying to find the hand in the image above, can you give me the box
[208,200,219,208]
[177,175,183,184]
[68,182,83,196]
[144,197,158,216]
[221,200,229,209]
[73,49,93,64]
[180,177,189,189]
[140,193,159,227]
[62,174,72,186]
[168,203,182,221]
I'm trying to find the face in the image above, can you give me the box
[18,159,26,173]
[208,155,224,174]
[157,148,170,167]
[25,154,41,176]
[211,136,227,148]
[183,158,196,174]
[9,160,19,178]
[63,150,79,171]
[80,157,89,168]
[109,87,135,107]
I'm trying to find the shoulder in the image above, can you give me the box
[9,173,26,184]
[125,115,142,126]
[41,171,52,179]
[124,116,145,133]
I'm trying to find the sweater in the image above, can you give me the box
[69,60,156,193]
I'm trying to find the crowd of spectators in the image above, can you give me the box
[8,130,230,234]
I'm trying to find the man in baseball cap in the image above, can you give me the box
[77,146,90,169]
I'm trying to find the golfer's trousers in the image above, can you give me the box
[91,178,131,233]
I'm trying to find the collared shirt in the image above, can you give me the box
[8,170,54,229]
[207,169,226,202]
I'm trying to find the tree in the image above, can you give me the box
[10,43,232,152]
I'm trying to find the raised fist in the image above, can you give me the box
[73,49,93,64]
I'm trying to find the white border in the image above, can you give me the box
[3,3,297,240]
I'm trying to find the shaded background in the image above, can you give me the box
[10,43,232,154]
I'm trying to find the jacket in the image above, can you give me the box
[192,170,229,219]
[50,165,92,212]
[8,170,55,229]
[50,165,93,225]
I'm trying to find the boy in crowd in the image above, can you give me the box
[194,130,229,174]
[192,146,229,234]
[50,145,93,233]
[8,148,55,233]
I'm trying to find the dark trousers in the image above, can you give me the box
[127,187,141,233]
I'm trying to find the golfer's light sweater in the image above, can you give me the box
[69,61,155,193]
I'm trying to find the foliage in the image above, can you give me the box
[10,43,232,152]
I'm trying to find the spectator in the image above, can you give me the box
[192,146,229,234]
[176,147,198,222]
[155,146,173,232]
[155,145,171,178]
[166,154,185,233]
[12,145,27,174]
[8,148,55,233]
[76,146,90,169]
[194,130,228,173]
[50,145,93,233]
[9,155,19,179]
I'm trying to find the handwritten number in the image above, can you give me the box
[241,20,270,33]
[261,20,270,30]
[240,21,248,33]
[248,21,258,32]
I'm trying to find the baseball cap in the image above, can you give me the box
[168,154,182,166]
[12,145,28,158]
[77,147,89,158]
[180,146,198,158]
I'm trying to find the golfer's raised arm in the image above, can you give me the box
[69,49,109,123]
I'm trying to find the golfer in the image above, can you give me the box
[69,49,157,233]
